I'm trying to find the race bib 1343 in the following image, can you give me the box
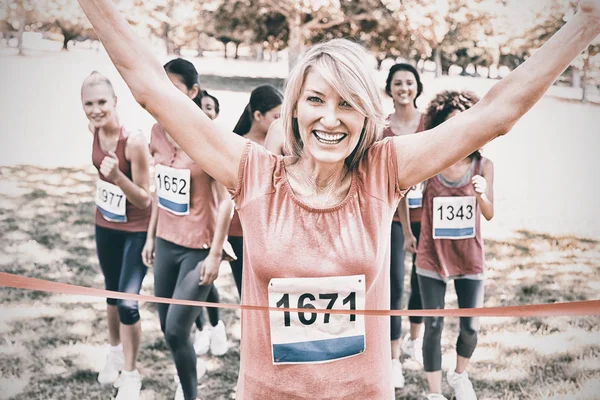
[432,196,476,239]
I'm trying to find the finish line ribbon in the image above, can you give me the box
[1,272,599,317]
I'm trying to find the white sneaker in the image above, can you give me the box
[391,359,405,389]
[210,320,228,356]
[426,394,448,400]
[97,345,124,385]
[114,369,142,400]
[194,328,211,356]
[447,370,477,400]
[402,334,423,364]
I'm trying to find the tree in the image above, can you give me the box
[0,0,41,55]
[257,0,381,70]
[39,0,95,50]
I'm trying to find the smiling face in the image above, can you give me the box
[294,70,366,166]
[390,70,418,107]
[81,83,117,129]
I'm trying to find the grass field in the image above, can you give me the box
[0,46,599,399]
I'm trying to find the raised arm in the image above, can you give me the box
[77,0,246,189]
[394,1,600,189]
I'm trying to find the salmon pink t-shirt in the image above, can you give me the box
[231,137,402,399]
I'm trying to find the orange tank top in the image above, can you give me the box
[149,124,218,249]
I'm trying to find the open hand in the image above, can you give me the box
[142,238,155,267]
[199,253,221,286]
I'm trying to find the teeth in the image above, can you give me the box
[314,131,345,141]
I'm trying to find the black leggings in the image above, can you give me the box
[418,275,484,372]
[390,222,406,340]
[153,238,214,400]
[194,285,220,330]
[95,225,148,325]
[229,236,243,297]
[407,222,423,324]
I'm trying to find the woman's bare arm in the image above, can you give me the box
[395,4,600,189]
[77,0,246,189]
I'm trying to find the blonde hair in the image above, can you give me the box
[281,39,386,170]
[81,71,116,98]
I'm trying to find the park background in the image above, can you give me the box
[0,0,600,399]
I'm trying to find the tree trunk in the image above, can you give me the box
[197,31,204,57]
[571,66,582,89]
[581,54,589,103]
[287,13,303,71]
[222,41,228,59]
[17,17,25,56]
[234,42,240,59]
[433,47,442,77]
[163,22,173,55]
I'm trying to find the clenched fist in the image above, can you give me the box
[99,151,121,181]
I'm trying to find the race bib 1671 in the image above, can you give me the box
[268,275,366,365]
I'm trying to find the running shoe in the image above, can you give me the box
[97,345,124,385]
[194,328,211,356]
[210,320,228,356]
[447,370,477,400]
[426,394,448,400]
[114,369,142,400]
[391,359,405,389]
[402,334,423,364]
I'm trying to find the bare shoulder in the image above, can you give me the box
[265,118,285,155]
[481,157,494,176]
[124,129,150,161]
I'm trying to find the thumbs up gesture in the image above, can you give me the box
[99,151,121,181]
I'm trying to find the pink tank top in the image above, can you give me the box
[92,127,151,232]
[381,114,425,223]
[415,158,486,280]
[149,124,218,249]
[230,138,402,399]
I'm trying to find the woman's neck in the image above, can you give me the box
[391,103,420,123]
[244,125,266,146]
[99,117,121,137]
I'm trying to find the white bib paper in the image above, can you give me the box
[268,275,366,365]
[96,179,127,223]
[155,164,191,216]
[406,183,424,209]
[432,196,476,239]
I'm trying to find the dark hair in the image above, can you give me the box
[163,58,203,108]
[385,63,423,108]
[233,84,283,136]
[201,90,220,115]
[425,90,482,159]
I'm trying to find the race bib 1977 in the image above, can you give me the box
[268,275,366,365]
[96,179,127,223]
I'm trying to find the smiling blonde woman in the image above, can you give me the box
[75,0,600,398]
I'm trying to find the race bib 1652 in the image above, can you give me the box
[155,164,191,216]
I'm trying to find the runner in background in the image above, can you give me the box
[416,90,494,400]
[81,71,152,400]
[141,58,233,400]
[228,84,283,297]
[381,63,425,388]
[192,89,229,357]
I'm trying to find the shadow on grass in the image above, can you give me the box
[199,74,284,92]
